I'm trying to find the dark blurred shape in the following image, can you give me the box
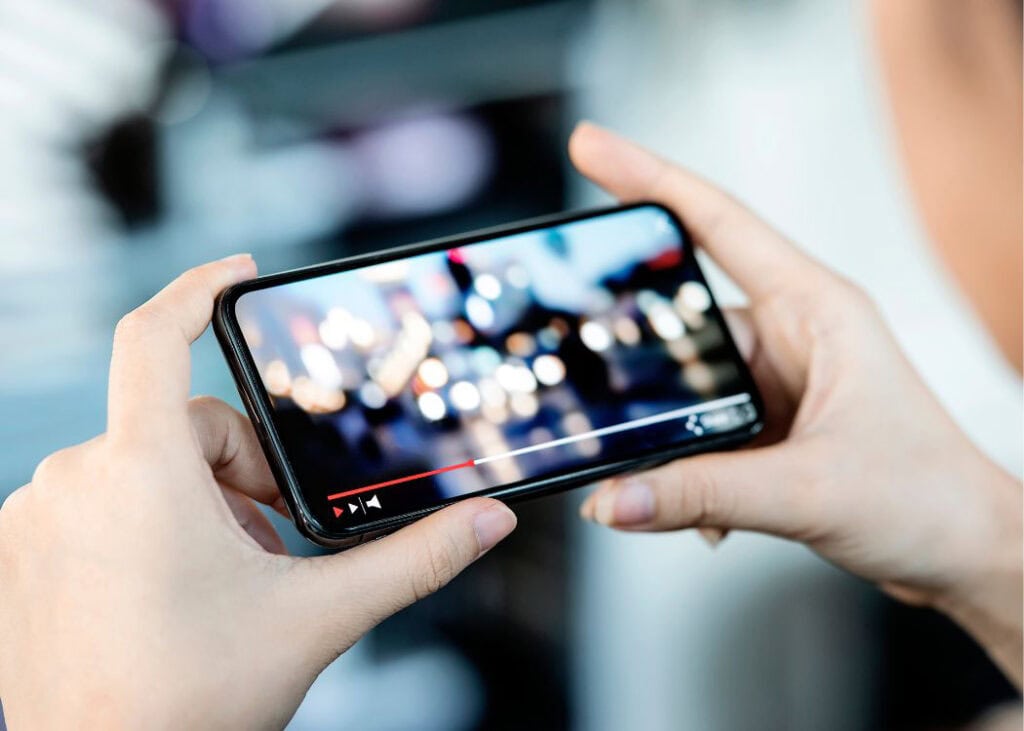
[872,598,1020,730]
[373,496,571,730]
[86,116,160,227]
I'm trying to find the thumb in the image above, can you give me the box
[287,498,516,653]
[580,444,816,539]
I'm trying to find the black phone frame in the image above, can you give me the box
[214,202,764,548]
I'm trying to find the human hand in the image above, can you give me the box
[0,256,517,729]
[570,123,1022,684]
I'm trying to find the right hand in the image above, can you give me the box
[570,122,1022,685]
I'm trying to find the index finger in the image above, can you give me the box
[107,255,257,440]
[568,122,826,302]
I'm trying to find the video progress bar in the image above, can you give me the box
[326,392,752,502]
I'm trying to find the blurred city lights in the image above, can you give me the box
[240,319,264,348]
[549,318,570,337]
[452,319,475,344]
[264,359,291,396]
[236,207,752,531]
[418,357,450,389]
[636,290,660,314]
[474,273,503,300]
[359,381,388,410]
[509,392,539,419]
[450,380,482,411]
[400,311,432,341]
[481,402,509,424]
[613,316,642,346]
[348,318,377,350]
[532,354,566,386]
[563,412,600,457]
[496,362,537,393]
[506,332,536,358]
[291,376,346,414]
[470,346,502,376]
[683,362,716,393]
[506,265,530,289]
[649,305,685,341]
[580,321,613,352]
[319,308,351,350]
[417,391,447,422]
[562,411,592,435]
[432,320,457,345]
[529,426,555,446]
[479,377,508,407]
[537,326,562,350]
[679,281,712,313]
[668,337,699,363]
[289,315,321,344]
[300,343,344,389]
[465,294,495,329]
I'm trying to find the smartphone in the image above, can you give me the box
[214,204,763,548]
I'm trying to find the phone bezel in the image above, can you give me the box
[214,202,764,547]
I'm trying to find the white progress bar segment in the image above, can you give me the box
[472,392,752,466]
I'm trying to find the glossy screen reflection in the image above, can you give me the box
[234,206,757,530]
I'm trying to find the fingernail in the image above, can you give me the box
[594,480,654,526]
[473,505,517,554]
[698,527,725,548]
[579,494,596,521]
[579,480,615,522]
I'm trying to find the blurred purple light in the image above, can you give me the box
[185,0,275,61]
[351,113,493,217]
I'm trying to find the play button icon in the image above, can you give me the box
[333,506,344,518]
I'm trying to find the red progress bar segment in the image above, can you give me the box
[326,460,475,501]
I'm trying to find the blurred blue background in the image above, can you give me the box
[1,1,1020,729]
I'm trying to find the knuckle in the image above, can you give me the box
[179,265,223,301]
[764,273,879,344]
[413,535,460,600]
[823,273,874,313]
[815,293,880,347]
[759,288,812,326]
[114,307,160,342]
[0,485,27,521]
[188,394,223,415]
[30,448,73,486]
[688,468,718,524]
[673,465,728,526]
[178,266,211,293]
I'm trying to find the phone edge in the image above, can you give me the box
[213,202,765,549]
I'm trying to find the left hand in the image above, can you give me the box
[0,255,516,729]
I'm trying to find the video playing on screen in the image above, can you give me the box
[234,206,757,529]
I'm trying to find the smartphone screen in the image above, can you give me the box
[228,205,760,537]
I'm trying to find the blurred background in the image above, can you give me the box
[0,0,1020,729]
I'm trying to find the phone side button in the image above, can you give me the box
[359,529,392,544]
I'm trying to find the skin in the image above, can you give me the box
[1,123,1020,724]
[569,123,1022,688]
[0,255,517,729]
[871,0,1023,371]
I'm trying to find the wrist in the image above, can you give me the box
[931,457,1022,686]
